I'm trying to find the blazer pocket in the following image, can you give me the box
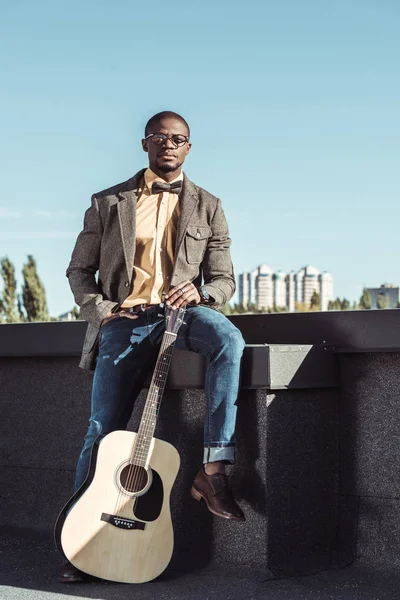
[185,226,211,264]
[82,323,100,354]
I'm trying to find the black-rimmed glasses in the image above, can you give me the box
[145,133,189,147]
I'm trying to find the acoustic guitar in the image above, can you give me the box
[55,305,186,583]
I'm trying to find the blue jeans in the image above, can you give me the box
[74,305,246,491]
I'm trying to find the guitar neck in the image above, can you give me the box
[133,330,178,465]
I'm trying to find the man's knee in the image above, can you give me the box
[228,327,246,354]
[216,324,246,357]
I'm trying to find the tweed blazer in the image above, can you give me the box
[67,168,236,370]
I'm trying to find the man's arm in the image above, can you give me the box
[66,194,118,327]
[201,198,235,308]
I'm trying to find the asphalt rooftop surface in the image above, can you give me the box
[2,532,400,600]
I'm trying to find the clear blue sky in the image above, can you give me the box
[0,0,399,315]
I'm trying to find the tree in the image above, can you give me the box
[328,298,342,311]
[247,303,259,313]
[328,297,351,311]
[70,306,81,320]
[17,294,25,322]
[376,293,390,309]
[341,298,351,311]
[0,257,19,323]
[359,289,372,310]
[310,290,321,311]
[21,255,49,322]
[273,305,289,313]
[232,303,247,314]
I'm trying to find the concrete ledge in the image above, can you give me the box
[2,309,400,359]
[170,344,338,390]
[230,309,400,352]
[0,322,339,389]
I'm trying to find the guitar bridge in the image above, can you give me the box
[101,513,146,530]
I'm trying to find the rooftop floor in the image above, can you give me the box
[1,531,400,600]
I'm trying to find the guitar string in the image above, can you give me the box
[116,330,178,513]
[123,334,175,493]
[114,332,172,514]
[119,334,174,507]
[114,315,182,514]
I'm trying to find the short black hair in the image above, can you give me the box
[144,111,190,137]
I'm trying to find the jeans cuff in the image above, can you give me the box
[203,444,235,464]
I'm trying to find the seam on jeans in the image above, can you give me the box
[206,342,212,449]
[181,335,222,450]
[179,334,213,352]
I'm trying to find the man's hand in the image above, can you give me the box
[101,310,139,326]
[164,281,201,310]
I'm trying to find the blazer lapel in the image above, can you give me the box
[174,175,199,263]
[117,169,145,282]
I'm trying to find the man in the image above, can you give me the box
[60,111,246,583]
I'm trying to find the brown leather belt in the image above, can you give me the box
[119,303,160,315]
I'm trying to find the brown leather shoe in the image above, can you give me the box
[59,561,87,583]
[191,468,245,521]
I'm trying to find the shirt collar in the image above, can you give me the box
[144,168,184,194]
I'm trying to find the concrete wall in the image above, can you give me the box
[1,312,400,577]
[0,347,339,578]
[337,352,400,569]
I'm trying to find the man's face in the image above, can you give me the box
[142,117,191,174]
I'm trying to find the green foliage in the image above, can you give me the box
[70,306,82,320]
[221,302,286,315]
[0,257,20,323]
[328,297,351,311]
[328,298,341,311]
[359,288,372,310]
[22,255,49,322]
[341,298,351,310]
[232,302,247,314]
[17,294,25,322]
[376,293,390,309]
[273,305,289,313]
[220,303,232,316]
[310,291,321,311]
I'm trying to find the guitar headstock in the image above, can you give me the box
[164,305,186,335]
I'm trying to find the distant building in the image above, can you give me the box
[249,268,258,305]
[273,270,287,309]
[256,264,274,309]
[366,284,399,309]
[296,265,320,306]
[238,264,334,311]
[58,311,75,321]
[320,271,334,311]
[238,271,250,308]
[286,271,296,312]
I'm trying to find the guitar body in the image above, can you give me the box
[60,430,180,583]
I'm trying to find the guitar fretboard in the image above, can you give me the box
[131,331,178,465]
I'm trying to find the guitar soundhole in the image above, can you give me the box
[119,465,148,493]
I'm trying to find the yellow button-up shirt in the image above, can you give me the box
[120,168,182,308]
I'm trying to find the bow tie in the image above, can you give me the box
[151,180,183,195]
